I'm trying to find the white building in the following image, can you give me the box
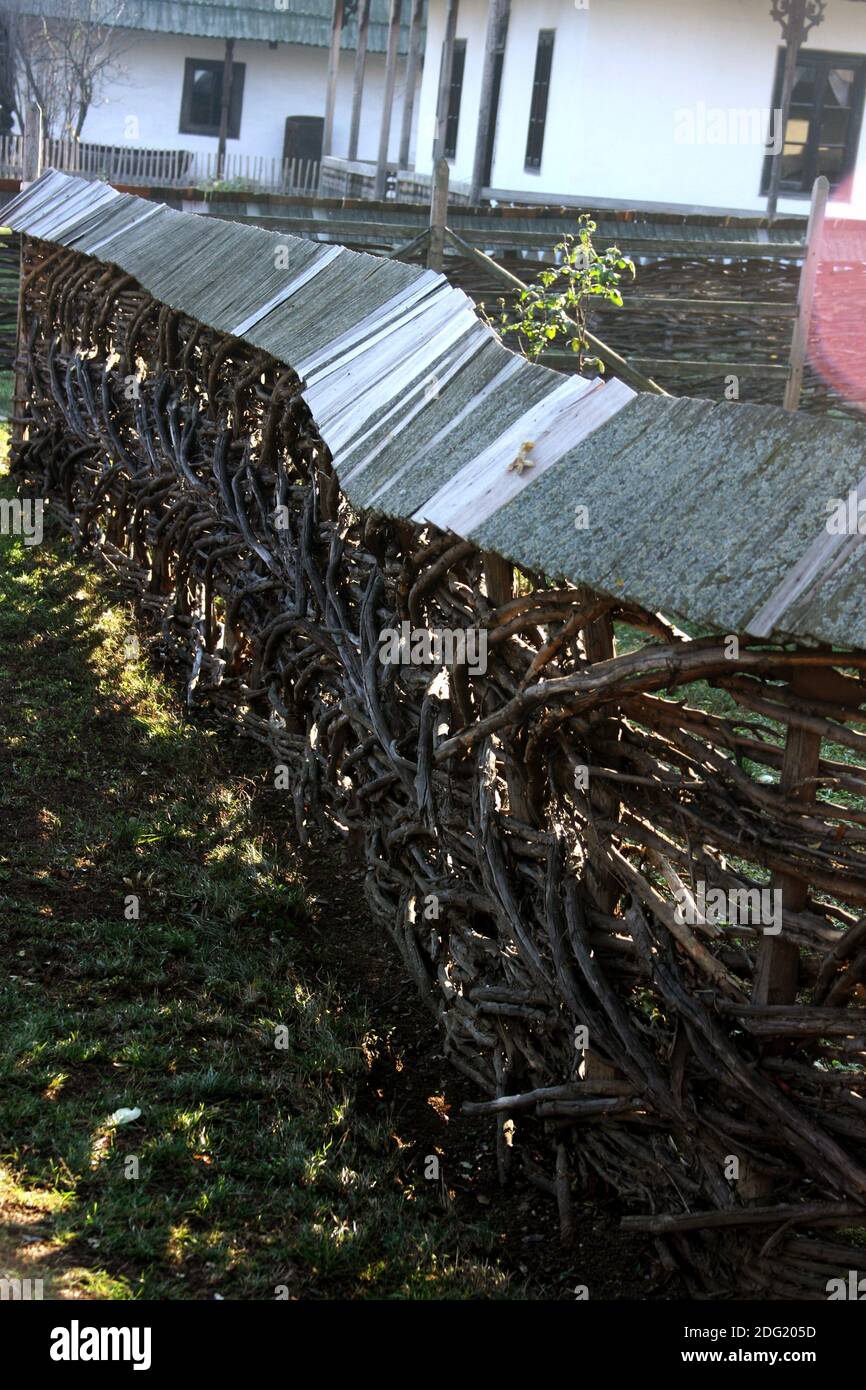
[414,0,866,216]
[7,0,423,173]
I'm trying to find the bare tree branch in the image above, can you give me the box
[2,0,129,137]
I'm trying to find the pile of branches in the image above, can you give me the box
[13,236,866,1299]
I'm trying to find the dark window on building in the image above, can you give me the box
[761,48,866,197]
[525,30,555,171]
[444,39,467,160]
[180,57,245,138]
[283,115,324,164]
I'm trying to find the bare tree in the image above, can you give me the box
[2,0,129,137]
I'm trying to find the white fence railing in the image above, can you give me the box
[0,135,319,193]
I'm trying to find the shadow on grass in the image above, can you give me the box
[0,471,520,1302]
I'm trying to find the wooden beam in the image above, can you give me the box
[543,355,788,377]
[432,0,459,164]
[470,0,510,204]
[347,0,371,162]
[387,226,431,261]
[596,296,797,318]
[784,174,828,411]
[216,37,235,180]
[322,0,346,161]
[427,156,449,270]
[373,0,402,200]
[398,0,424,170]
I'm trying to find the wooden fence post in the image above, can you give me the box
[482,550,532,829]
[580,606,624,1086]
[741,663,822,1199]
[427,157,449,271]
[754,667,821,1009]
[482,551,512,607]
[783,174,828,413]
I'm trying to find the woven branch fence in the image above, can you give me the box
[455,253,864,420]
[13,236,866,1300]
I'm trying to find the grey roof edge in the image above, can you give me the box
[4,0,418,53]
[7,169,866,653]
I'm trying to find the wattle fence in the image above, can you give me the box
[9,171,866,1299]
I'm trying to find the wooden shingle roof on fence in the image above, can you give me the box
[6,169,866,650]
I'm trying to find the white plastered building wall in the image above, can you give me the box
[415,0,866,216]
[78,28,419,166]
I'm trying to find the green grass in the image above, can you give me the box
[0,370,13,420]
[0,437,519,1300]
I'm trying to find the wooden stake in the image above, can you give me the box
[216,37,235,180]
[427,156,449,271]
[581,607,622,917]
[398,0,424,170]
[482,549,535,825]
[784,174,828,413]
[555,1141,574,1243]
[743,664,821,1198]
[754,666,821,1008]
[482,551,512,606]
[432,0,459,164]
[580,604,625,1086]
[374,0,402,200]
[470,0,510,204]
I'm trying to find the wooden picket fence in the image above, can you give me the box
[0,133,319,193]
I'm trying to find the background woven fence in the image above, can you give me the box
[454,253,862,419]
